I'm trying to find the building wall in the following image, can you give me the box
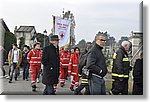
[0,21,5,48]
[16,32,24,47]
[16,29,36,48]
[0,20,5,77]
[131,37,142,56]
[24,32,31,47]
[129,33,143,66]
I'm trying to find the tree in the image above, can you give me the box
[76,39,86,52]
[4,31,17,58]
[19,37,25,50]
[35,33,49,48]
[95,31,116,46]
[118,36,128,45]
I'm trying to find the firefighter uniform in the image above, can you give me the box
[59,50,70,87]
[27,48,42,90]
[68,53,79,90]
[110,47,130,95]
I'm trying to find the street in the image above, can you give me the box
[0,65,133,95]
[0,65,75,95]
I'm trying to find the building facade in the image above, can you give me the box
[14,26,37,48]
[0,19,10,48]
[129,31,143,65]
[0,19,10,78]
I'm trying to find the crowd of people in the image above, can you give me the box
[0,34,143,95]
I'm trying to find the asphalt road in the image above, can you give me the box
[0,65,75,95]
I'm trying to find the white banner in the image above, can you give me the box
[55,16,71,47]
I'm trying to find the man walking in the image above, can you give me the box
[110,41,131,95]
[8,43,22,83]
[59,46,70,87]
[42,35,60,95]
[22,45,30,81]
[86,34,108,95]
[27,42,42,91]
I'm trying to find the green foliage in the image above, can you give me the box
[35,33,49,48]
[76,39,86,52]
[19,37,25,50]
[4,31,17,55]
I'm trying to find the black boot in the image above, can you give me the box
[70,87,74,91]
[32,85,36,92]
[74,90,82,95]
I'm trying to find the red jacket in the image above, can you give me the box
[60,51,70,68]
[27,48,42,66]
[68,53,79,76]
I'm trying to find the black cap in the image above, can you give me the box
[50,35,59,41]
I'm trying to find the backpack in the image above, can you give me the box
[78,51,91,79]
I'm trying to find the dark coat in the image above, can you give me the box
[42,43,60,85]
[78,49,88,75]
[133,59,143,84]
[22,51,29,65]
[87,43,108,77]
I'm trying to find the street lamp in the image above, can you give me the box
[43,29,47,47]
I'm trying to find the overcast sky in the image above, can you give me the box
[0,0,142,43]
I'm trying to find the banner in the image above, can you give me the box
[54,16,71,47]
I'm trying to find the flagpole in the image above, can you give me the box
[52,15,55,35]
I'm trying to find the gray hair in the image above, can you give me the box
[95,33,107,41]
[121,41,130,47]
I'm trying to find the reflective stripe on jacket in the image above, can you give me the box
[112,47,130,79]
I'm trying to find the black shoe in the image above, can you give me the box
[32,88,36,92]
[26,79,28,81]
[8,80,12,83]
[32,85,36,92]
[60,84,64,87]
[14,77,17,81]
[52,93,56,95]
[74,91,82,95]
[70,87,74,91]
[43,91,48,95]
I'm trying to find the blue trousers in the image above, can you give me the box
[89,75,106,95]
[22,64,29,80]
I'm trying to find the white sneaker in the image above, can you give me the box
[6,76,10,79]
[36,78,40,83]
[4,75,8,78]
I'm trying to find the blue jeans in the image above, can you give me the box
[89,75,106,95]
[22,64,29,80]
[43,85,55,95]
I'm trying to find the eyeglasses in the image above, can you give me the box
[98,39,106,42]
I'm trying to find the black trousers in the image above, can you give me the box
[75,84,90,95]
[132,82,143,95]
[43,85,55,95]
[111,79,128,95]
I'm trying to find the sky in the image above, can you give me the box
[0,0,142,44]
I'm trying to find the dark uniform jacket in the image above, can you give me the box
[112,46,130,80]
[87,43,108,78]
[22,51,29,65]
[42,43,60,85]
